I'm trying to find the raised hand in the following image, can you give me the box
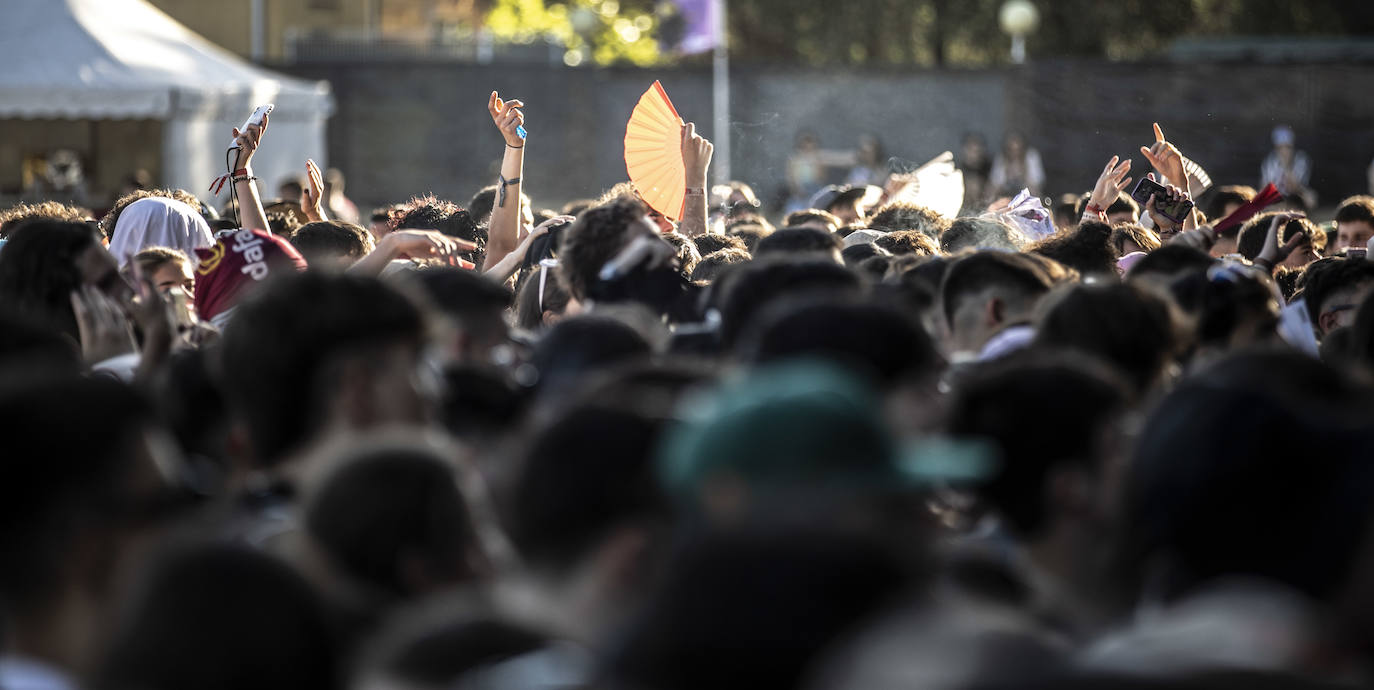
[1140,123,1187,189]
[488,92,526,148]
[70,285,135,364]
[1089,155,1133,211]
[1254,212,1308,272]
[231,113,268,169]
[386,229,478,269]
[301,159,327,222]
[530,214,575,239]
[1144,173,1193,234]
[681,121,714,184]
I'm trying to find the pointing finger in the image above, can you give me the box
[1154,122,1165,143]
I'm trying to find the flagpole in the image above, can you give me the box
[711,0,730,185]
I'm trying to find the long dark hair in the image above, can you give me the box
[0,219,101,341]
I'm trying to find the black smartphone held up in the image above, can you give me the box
[1131,177,1194,224]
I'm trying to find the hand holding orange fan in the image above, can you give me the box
[624,81,686,222]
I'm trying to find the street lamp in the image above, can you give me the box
[999,0,1039,65]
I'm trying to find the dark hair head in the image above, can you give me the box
[304,440,485,599]
[1029,221,1117,276]
[603,527,911,690]
[1120,348,1374,602]
[941,216,1026,253]
[1033,282,1176,394]
[947,352,1131,536]
[726,213,775,235]
[1109,223,1162,257]
[691,247,751,283]
[1168,267,1280,350]
[1236,212,1323,260]
[0,308,82,377]
[782,209,842,233]
[556,197,649,301]
[740,297,943,388]
[466,185,531,227]
[1124,244,1215,283]
[939,251,1055,327]
[0,200,88,239]
[262,201,305,237]
[0,376,160,617]
[437,365,528,442]
[873,229,940,257]
[727,225,770,252]
[411,266,511,342]
[868,202,951,238]
[513,263,570,332]
[1296,257,1374,330]
[692,232,747,256]
[1335,195,1374,226]
[1105,194,1139,219]
[218,272,425,465]
[754,227,843,259]
[96,542,337,690]
[1202,184,1256,223]
[529,314,652,394]
[396,194,485,266]
[134,245,190,275]
[0,219,106,341]
[500,403,669,572]
[289,220,374,267]
[841,242,888,270]
[716,256,862,348]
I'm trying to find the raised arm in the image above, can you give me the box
[677,122,714,238]
[231,115,272,234]
[348,229,477,276]
[483,214,574,284]
[300,158,328,223]
[1140,123,1195,198]
[481,91,527,272]
[1082,155,1133,224]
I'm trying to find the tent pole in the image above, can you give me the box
[710,0,729,185]
[250,0,265,61]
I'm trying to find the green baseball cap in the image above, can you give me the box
[657,360,995,499]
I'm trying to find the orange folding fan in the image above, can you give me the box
[624,81,685,222]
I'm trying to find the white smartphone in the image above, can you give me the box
[229,104,274,148]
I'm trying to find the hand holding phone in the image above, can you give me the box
[229,104,274,149]
[1131,175,1193,225]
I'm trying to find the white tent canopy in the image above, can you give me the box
[1,0,333,200]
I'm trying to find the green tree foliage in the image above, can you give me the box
[485,0,661,65]
[736,0,1374,66]
[483,0,1374,67]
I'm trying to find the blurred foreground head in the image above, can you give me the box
[95,542,337,690]
[218,271,427,469]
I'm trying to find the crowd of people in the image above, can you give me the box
[4,85,1374,690]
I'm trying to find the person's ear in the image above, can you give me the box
[985,297,1005,327]
[1318,309,1342,336]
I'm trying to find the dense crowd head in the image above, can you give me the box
[5,94,1374,690]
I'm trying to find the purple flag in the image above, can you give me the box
[674,0,719,54]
